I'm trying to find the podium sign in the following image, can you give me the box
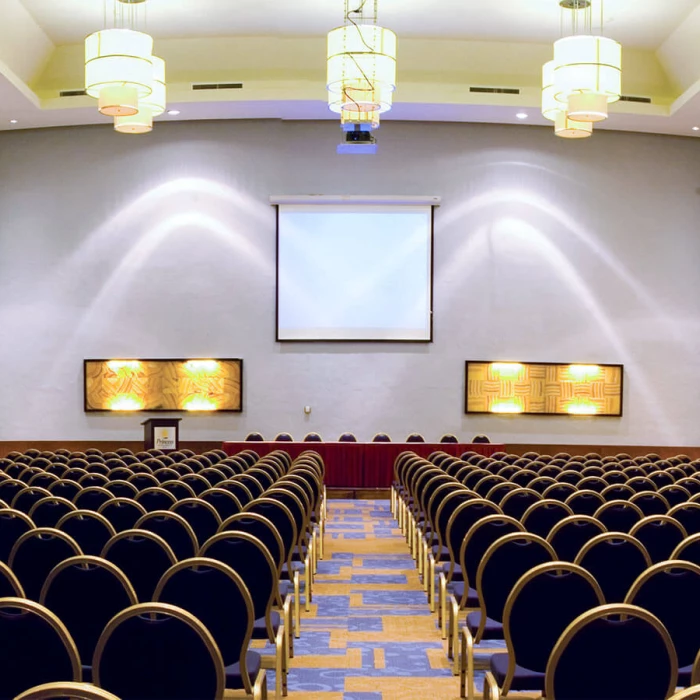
[142,418,182,452]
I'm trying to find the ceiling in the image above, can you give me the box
[2,0,700,138]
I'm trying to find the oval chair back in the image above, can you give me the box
[495,562,605,697]
[135,487,178,513]
[9,528,82,600]
[56,511,116,556]
[28,497,77,528]
[0,598,81,697]
[243,498,298,568]
[338,433,357,442]
[135,511,198,561]
[593,500,645,534]
[546,515,607,562]
[101,530,176,602]
[625,560,700,678]
[199,488,242,522]
[521,500,574,539]
[303,433,323,442]
[564,490,605,516]
[14,682,120,700]
[72,487,112,512]
[40,555,138,669]
[154,558,262,695]
[93,602,225,700]
[219,513,285,572]
[98,498,147,533]
[669,503,700,537]
[372,433,391,442]
[0,509,34,562]
[169,498,222,545]
[0,560,24,597]
[500,488,542,520]
[544,603,677,700]
[629,515,687,563]
[574,533,651,603]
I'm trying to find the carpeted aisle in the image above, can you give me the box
[276,499,463,700]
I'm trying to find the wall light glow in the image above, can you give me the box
[108,394,145,411]
[567,401,599,415]
[490,363,524,378]
[490,401,524,414]
[182,396,218,411]
[568,364,602,380]
[184,360,219,374]
[107,360,142,373]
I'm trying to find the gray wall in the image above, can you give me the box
[1,119,699,445]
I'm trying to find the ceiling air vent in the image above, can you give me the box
[619,95,652,104]
[192,82,243,91]
[60,89,87,97]
[470,86,521,95]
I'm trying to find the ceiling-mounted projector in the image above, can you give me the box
[337,123,377,154]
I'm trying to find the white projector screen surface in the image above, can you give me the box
[277,204,433,341]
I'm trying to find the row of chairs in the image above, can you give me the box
[0,446,327,699]
[393,450,700,700]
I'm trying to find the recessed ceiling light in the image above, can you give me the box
[693,126,700,131]
[516,112,528,120]
[167,109,181,116]
[9,119,17,124]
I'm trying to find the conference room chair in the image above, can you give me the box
[544,604,677,700]
[546,515,607,562]
[248,467,276,490]
[199,487,242,521]
[151,467,180,484]
[500,488,543,520]
[624,560,700,687]
[475,562,605,700]
[486,482,519,505]
[126,473,160,491]
[98,498,147,533]
[406,433,426,443]
[574,532,651,603]
[449,514,524,665]
[564,489,605,516]
[11,486,52,514]
[628,490,670,516]
[101,529,176,602]
[135,511,199,561]
[521,499,574,539]
[197,467,226,486]
[245,432,265,442]
[27,472,59,490]
[629,515,687,563]
[372,432,391,442]
[0,508,35,562]
[102,479,138,499]
[15,682,119,700]
[593,499,645,533]
[508,469,538,488]
[601,483,635,502]
[93,602,227,700]
[0,559,24,597]
[470,435,491,443]
[180,473,213,495]
[28,496,77,528]
[18,467,45,485]
[135,486,178,512]
[0,598,82,698]
[220,479,255,506]
[170,498,222,546]
[9,527,83,601]
[542,482,577,503]
[56,511,116,557]
[527,476,558,495]
[460,533,556,686]
[274,433,294,442]
[157,556,274,699]
[671,533,700,567]
[158,479,195,501]
[660,484,692,508]
[40,555,138,682]
[473,474,506,498]
[669,502,700,536]
[237,474,266,499]
[335,432,356,443]
[440,434,459,443]
[675,477,700,496]
[73,486,113,512]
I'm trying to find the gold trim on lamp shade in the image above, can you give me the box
[141,56,166,117]
[114,105,153,134]
[541,60,565,122]
[567,92,608,122]
[327,24,397,114]
[553,34,622,104]
[555,111,593,139]
[98,85,139,117]
[85,28,154,99]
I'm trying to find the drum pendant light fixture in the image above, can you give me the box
[327,0,397,118]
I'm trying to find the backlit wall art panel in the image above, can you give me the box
[84,359,243,412]
[465,361,623,416]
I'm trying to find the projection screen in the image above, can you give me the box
[276,202,434,341]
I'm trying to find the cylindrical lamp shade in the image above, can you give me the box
[85,29,154,99]
[555,111,593,139]
[114,105,153,134]
[541,60,565,122]
[553,35,621,104]
[327,24,397,114]
[141,56,166,116]
[98,85,139,116]
[341,109,380,129]
[567,92,608,122]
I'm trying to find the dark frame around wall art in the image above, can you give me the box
[84,358,243,413]
[464,360,624,417]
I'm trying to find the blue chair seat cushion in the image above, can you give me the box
[252,611,281,640]
[278,580,293,598]
[679,665,692,687]
[490,653,545,691]
[447,582,478,607]
[465,611,503,640]
[81,665,93,684]
[281,561,305,579]
[225,650,263,689]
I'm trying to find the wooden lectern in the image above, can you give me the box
[142,418,182,452]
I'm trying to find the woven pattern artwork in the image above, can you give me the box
[465,361,622,416]
[84,358,242,412]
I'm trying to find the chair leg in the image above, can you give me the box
[428,554,436,613]
[304,556,312,612]
[293,571,301,638]
[483,671,500,700]
[275,624,286,699]
[450,597,460,674]
[254,669,268,700]
[460,626,475,700]
[283,596,294,659]
[438,573,448,639]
